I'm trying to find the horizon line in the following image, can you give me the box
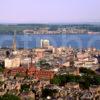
[0,22,100,25]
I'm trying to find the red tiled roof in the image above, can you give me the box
[4,66,55,79]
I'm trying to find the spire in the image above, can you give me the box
[12,30,17,51]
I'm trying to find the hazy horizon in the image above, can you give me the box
[1,22,100,25]
[0,0,100,23]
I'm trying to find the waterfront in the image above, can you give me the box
[0,34,100,49]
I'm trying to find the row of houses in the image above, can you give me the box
[4,66,54,80]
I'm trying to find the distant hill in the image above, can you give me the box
[0,24,100,34]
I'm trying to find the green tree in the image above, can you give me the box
[51,74,81,85]
[0,67,4,72]
[0,93,20,100]
[20,84,30,92]
[15,73,21,77]
[79,67,96,76]
[50,75,61,85]
[79,81,90,89]
[42,88,57,98]
[91,75,100,85]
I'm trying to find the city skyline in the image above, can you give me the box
[0,0,100,23]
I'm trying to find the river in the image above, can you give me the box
[0,34,100,49]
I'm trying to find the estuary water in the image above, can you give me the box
[0,34,100,49]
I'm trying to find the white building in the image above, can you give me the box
[40,39,50,48]
[5,57,20,69]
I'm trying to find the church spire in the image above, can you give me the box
[12,30,17,51]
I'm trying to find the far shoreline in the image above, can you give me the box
[0,32,99,35]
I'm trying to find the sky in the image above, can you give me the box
[0,0,100,23]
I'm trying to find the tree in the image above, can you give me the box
[6,50,10,57]
[50,75,61,85]
[15,73,21,77]
[42,88,57,98]
[20,84,30,92]
[0,67,4,72]
[79,67,96,76]
[50,72,100,89]
[0,93,20,100]
[79,81,90,89]
[91,75,100,85]
[36,60,46,67]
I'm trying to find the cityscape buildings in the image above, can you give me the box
[0,32,100,99]
[0,0,100,99]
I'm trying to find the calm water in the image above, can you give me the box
[0,34,100,49]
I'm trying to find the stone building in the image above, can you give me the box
[5,57,21,69]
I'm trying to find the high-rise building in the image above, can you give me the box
[40,39,50,48]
